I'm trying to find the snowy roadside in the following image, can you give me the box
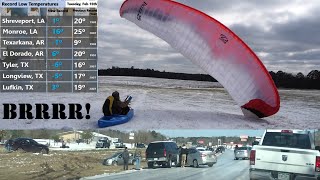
[81,149,224,180]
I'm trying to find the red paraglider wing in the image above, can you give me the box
[120,0,280,118]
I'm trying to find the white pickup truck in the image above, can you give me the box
[250,129,320,180]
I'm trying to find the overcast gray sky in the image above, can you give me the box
[98,0,320,75]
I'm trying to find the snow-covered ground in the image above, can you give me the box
[50,142,97,151]
[1,76,320,129]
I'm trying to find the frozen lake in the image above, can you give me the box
[1,76,319,130]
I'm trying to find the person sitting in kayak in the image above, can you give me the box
[102,91,130,116]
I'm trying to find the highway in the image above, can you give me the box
[83,149,250,180]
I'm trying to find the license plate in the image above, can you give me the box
[154,158,158,160]
[278,172,290,180]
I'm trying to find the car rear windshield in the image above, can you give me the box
[238,147,249,150]
[262,132,311,149]
[147,143,164,150]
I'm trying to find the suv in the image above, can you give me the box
[11,138,49,154]
[96,139,110,148]
[234,146,252,160]
[146,141,179,168]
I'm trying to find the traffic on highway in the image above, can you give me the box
[1,129,319,180]
[83,130,320,180]
[84,148,249,180]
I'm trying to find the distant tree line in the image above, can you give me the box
[99,67,320,90]
[0,130,61,141]
[175,132,320,147]
[270,70,320,89]
[99,66,216,82]
[0,130,167,145]
[99,129,167,144]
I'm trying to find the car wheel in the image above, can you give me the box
[16,148,25,153]
[167,158,172,168]
[40,148,48,154]
[112,161,117,166]
[208,163,214,167]
[193,159,199,168]
[234,158,238,160]
[148,162,154,169]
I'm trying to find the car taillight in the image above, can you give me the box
[281,130,293,133]
[201,153,207,157]
[316,156,320,172]
[164,149,167,157]
[250,150,256,165]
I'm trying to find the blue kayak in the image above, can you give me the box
[98,109,134,128]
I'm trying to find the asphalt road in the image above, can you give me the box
[83,149,250,180]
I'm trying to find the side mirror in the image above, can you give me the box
[315,146,320,151]
[252,141,259,146]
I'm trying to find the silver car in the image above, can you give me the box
[234,146,252,160]
[186,147,217,167]
[102,152,135,166]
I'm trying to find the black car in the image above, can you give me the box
[146,141,179,168]
[136,143,146,148]
[10,138,49,154]
[215,146,225,153]
[206,147,215,152]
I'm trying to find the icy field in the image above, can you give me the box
[1,76,320,130]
